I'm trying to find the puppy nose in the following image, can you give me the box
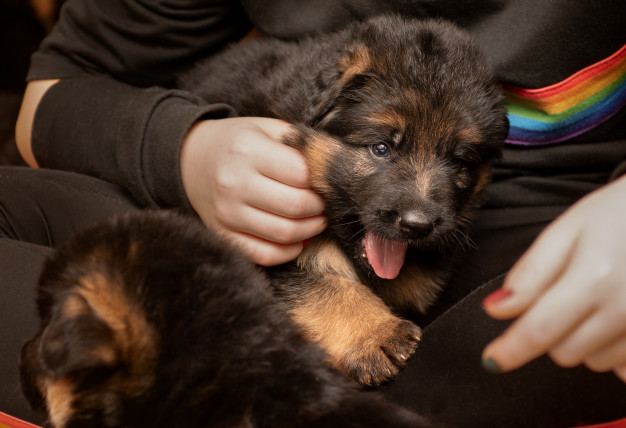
[399,210,437,238]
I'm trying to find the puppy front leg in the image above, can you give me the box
[285,272,421,386]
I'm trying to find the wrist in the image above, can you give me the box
[141,97,236,209]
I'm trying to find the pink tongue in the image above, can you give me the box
[364,232,408,279]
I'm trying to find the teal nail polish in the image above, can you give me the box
[482,357,502,374]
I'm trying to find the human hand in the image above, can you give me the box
[180,117,326,266]
[482,175,626,382]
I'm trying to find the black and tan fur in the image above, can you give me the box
[20,211,433,427]
[180,15,509,385]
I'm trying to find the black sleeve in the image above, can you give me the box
[27,0,252,85]
[27,0,252,208]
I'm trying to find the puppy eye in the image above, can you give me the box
[371,143,390,158]
[453,146,481,166]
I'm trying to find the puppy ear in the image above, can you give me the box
[308,44,374,128]
[39,293,120,379]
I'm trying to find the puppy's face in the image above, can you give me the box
[300,18,509,280]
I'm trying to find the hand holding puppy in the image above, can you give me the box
[482,174,626,382]
[180,117,326,266]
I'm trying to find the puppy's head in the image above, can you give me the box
[297,17,509,280]
[20,211,275,428]
[20,255,157,427]
[19,212,176,427]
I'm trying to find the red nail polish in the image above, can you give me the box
[482,288,513,306]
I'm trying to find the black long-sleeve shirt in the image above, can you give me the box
[27,0,626,209]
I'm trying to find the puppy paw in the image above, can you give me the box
[339,318,421,386]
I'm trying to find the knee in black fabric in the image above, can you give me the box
[0,166,140,247]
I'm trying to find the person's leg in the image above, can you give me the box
[0,241,50,424]
[386,273,626,428]
[0,166,141,423]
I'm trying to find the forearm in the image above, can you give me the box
[18,0,251,207]
[28,75,236,208]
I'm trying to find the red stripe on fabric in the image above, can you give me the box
[502,44,626,98]
[569,417,626,428]
[0,410,624,427]
[0,412,42,428]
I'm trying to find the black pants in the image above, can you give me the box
[2,136,626,427]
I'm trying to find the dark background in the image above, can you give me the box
[0,0,64,166]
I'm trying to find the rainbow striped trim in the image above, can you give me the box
[504,43,626,146]
[0,412,41,428]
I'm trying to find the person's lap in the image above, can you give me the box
[2,145,626,426]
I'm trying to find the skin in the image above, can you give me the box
[483,174,626,383]
[16,80,326,267]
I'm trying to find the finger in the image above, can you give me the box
[615,365,626,383]
[224,231,305,266]
[250,138,313,188]
[585,334,626,373]
[246,116,293,141]
[245,174,325,218]
[486,219,578,320]
[231,117,310,188]
[482,273,593,373]
[220,204,327,245]
[549,308,626,368]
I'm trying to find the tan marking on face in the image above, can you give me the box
[45,378,74,428]
[411,155,450,201]
[414,166,434,199]
[458,164,491,221]
[367,110,407,134]
[457,127,482,144]
[339,46,371,82]
[474,165,491,193]
[299,130,342,195]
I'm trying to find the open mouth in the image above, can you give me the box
[359,231,409,280]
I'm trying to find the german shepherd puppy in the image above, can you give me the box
[179,15,509,385]
[19,211,433,428]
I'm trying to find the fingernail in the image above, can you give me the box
[482,357,502,374]
[303,238,314,247]
[482,288,513,307]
